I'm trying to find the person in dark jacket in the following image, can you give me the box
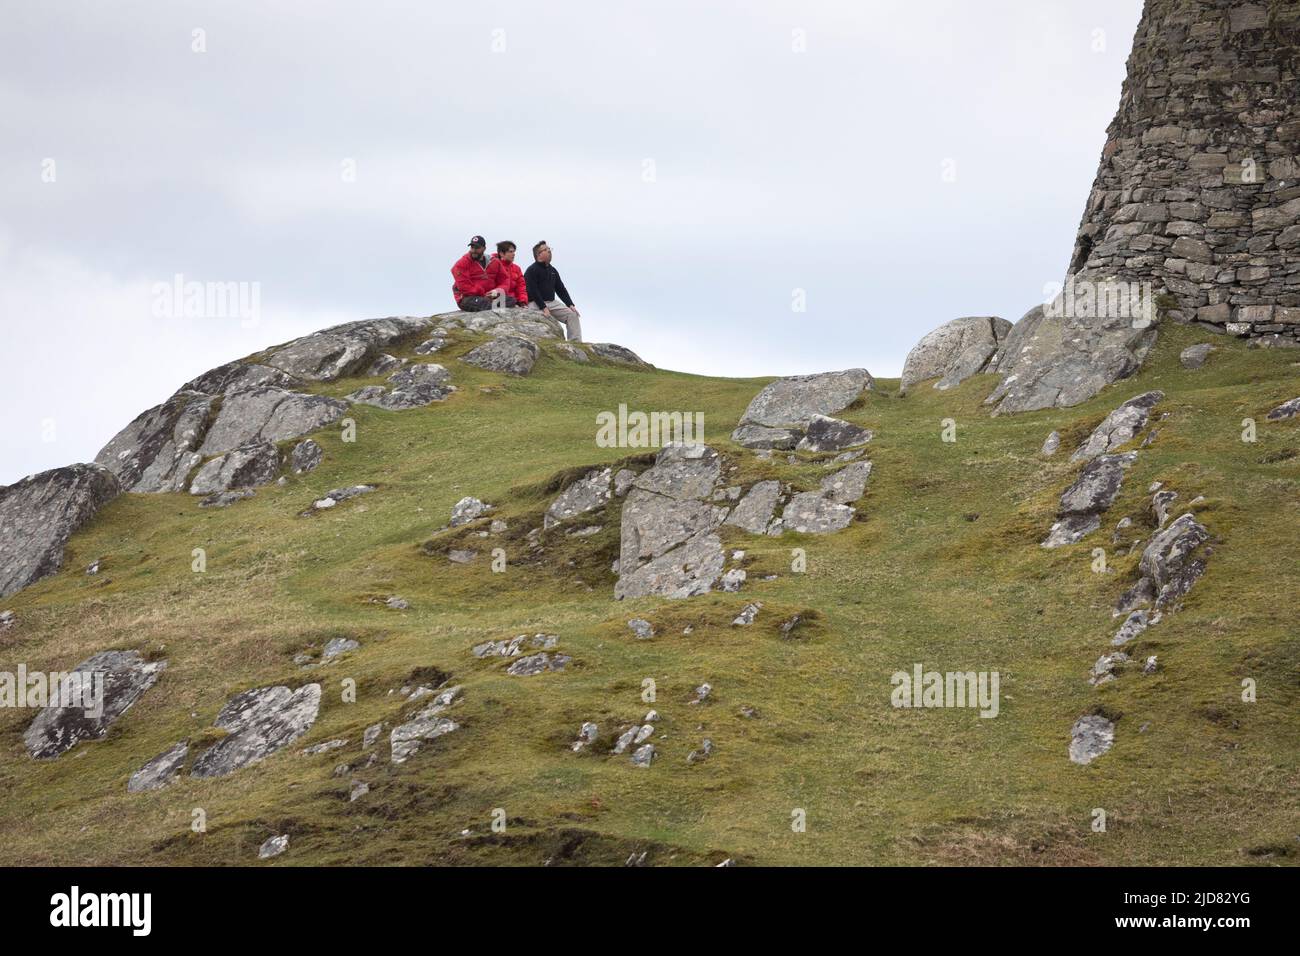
[451,235,514,311]
[524,240,582,341]
[485,241,528,308]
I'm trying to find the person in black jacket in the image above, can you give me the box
[525,240,582,342]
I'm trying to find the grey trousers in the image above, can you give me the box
[542,301,582,342]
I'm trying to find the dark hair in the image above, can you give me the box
[532,240,547,261]
[496,240,516,254]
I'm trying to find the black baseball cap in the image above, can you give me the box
[468,235,486,247]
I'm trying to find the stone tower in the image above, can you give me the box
[1067,0,1300,345]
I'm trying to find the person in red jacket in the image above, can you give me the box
[485,241,528,308]
[451,235,512,311]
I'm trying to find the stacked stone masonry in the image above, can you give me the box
[1067,0,1300,344]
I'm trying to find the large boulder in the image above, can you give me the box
[732,369,874,449]
[460,335,540,376]
[1042,452,1136,548]
[190,684,322,777]
[615,444,729,599]
[1070,391,1164,462]
[23,650,167,758]
[900,316,1012,394]
[95,391,215,493]
[197,387,349,457]
[985,298,1159,415]
[588,343,650,367]
[0,464,122,599]
[795,415,873,453]
[263,316,433,382]
[189,441,281,496]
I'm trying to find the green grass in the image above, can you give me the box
[1,323,1298,866]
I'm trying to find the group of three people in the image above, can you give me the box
[451,235,582,342]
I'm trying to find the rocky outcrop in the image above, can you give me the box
[95,392,214,492]
[190,684,322,777]
[390,685,461,764]
[198,387,349,456]
[985,303,1158,415]
[348,363,454,409]
[1134,513,1210,611]
[900,316,1011,393]
[127,740,189,793]
[725,480,781,535]
[263,316,433,381]
[290,439,322,474]
[24,650,166,758]
[544,468,612,529]
[188,441,280,496]
[461,335,540,376]
[731,369,873,449]
[445,307,564,340]
[1065,0,1300,344]
[0,464,122,599]
[181,361,297,396]
[615,444,729,599]
[1042,452,1137,548]
[1070,391,1164,462]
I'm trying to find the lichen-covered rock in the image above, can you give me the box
[390,686,462,763]
[779,492,854,534]
[189,440,281,496]
[461,335,540,376]
[451,307,564,340]
[985,302,1158,415]
[795,415,873,453]
[730,424,801,450]
[127,740,188,793]
[264,316,433,381]
[588,342,650,366]
[290,439,322,474]
[1266,396,1300,421]
[1138,512,1210,609]
[1069,714,1115,765]
[198,387,348,457]
[1071,391,1163,462]
[615,444,729,599]
[505,652,571,676]
[732,369,873,448]
[0,464,122,599]
[349,362,454,409]
[819,460,873,505]
[190,684,322,777]
[900,316,1011,393]
[24,650,167,758]
[182,361,297,396]
[725,480,782,534]
[95,391,215,492]
[1042,452,1137,548]
[554,342,589,363]
[450,496,492,527]
[544,468,612,529]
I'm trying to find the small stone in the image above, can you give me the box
[385,596,409,610]
[449,496,492,526]
[363,723,383,749]
[627,619,654,639]
[1142,656,1158,675]
[687,738,714,764]
[448,549,477,564]
[258,835,289,859]
[720,568,747,592]
[85,558,101,575]
[732,603,761,626]
[630,743,655,767]
[1041,431,1061,456]
[349,780,369,802]
[572,722,599,752]
[322,637,359,659]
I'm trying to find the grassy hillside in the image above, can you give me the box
[1,322,1297,866]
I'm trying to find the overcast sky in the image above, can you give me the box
[0,0,1144,485]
